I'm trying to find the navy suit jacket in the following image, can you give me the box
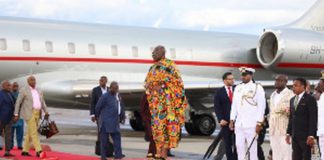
[0,90,15,124]
[214,86,235,123]
[95,92,122,133]
[90,86,109,116]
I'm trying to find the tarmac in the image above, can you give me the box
[0,107,271,160]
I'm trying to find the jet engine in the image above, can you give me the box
[256,28,324,76]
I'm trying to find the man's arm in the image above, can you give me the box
[256,85,266,123]
[40,91,48,114]
[308,96,318,137]
[214,89,224,123]
[14,89,25,116]
[95,95,105,119]
[287,99,293,135]
[119,95,126,123]
[90,88,96,116]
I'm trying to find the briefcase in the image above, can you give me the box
[46,120,59,139]
[95,140,114,157]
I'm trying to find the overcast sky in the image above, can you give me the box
[0,0,318,35]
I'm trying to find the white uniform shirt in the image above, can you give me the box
[318,93,324,135]
[230,80,266,128]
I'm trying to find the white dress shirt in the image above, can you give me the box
[30,87,41,110]
[116,93,121,115]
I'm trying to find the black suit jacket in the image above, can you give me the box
[214,86,235,123]
[287,93,318,139]
[90,86,109,116]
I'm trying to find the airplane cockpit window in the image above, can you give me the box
[45,41,53,53]
[111,45,118,56]
[170,48,176,59]
[23,40,31,52]
[89,43,96,55]
[0,39,7,50]
[132,46,138,57]
[68,42,76,54]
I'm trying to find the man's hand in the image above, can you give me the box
[91,116,96,122]
[255,124,263,134]
[13,116,19,123]
[229,120,235,131]
[286,135,291,144]
[220,120,228,127]
[44,113,50,120]
[306,136,315,147]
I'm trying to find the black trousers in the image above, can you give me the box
[222,126,237,160]
[0,121,12,152]
[292,137,311,160]
[257,127,266,160]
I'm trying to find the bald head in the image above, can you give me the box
[275,74,288,91]
[109,81,119,95]
[27,76,36,88]
[152,45,166,62]
[1,80,11,92]
[12,82,19,92]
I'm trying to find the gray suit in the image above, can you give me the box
[14,86,48,120]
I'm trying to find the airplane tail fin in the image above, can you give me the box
[288,0,324,32]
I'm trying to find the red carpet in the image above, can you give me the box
[0,147,143,160]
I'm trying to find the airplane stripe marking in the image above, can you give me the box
[0,56,262,68]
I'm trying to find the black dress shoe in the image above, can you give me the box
[4,152,15,157]
[36,151,43,157]
[21,152,32,156]
[18,147,23,150]
[114,154,125,159]
[0,147,2,150]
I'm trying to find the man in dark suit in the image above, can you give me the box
[90,76,109,121]
[0,80,15,157]
[96,81,125,160]
[214,72,237,160]
[286,78,318,160]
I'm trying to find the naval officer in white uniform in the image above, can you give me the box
[229,67,266,160]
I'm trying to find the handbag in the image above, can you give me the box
[38,119,50,136]
[46,119,59,139]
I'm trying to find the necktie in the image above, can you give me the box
[228,86,233,103]
[294,96,299,110]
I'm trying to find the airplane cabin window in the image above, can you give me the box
[45,41,53,53]
[132,46,138,57]
[170,48,176,59]
[68,42,76,54]
[23,40,31,52]
[0,39,7,50]
[89,43,96,55]
[111,45,118,56]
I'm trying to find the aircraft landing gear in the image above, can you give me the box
[185,114,216,136]
[129,111,144,131]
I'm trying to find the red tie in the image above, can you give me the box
[228,86,233,103]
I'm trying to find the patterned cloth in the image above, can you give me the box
[144,58,187,149]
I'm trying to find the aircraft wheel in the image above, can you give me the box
[194,115,216,136]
